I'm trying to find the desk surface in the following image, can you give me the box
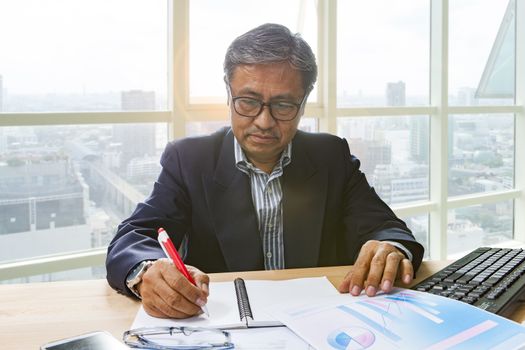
[2,261,525,348]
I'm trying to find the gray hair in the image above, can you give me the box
[224,23,317,94]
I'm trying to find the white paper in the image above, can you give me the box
[267,288,525,350]
[227,327,314,349]
[131,276,339,330]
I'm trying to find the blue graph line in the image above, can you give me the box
[385,296,440,315]
[356,301,400,322]
[337,305,401,342]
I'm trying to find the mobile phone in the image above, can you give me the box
[40,330,129,350]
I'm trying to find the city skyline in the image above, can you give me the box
[0,0,517,278]
[0,78,516,279]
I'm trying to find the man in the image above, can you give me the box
[106,23,424,319]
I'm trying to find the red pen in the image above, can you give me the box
[157,227,209,316]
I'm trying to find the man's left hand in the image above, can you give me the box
[338,240,413,297]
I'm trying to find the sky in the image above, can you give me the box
[0,0,511,99]
[0,0,167,94]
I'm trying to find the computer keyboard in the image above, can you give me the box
[412,247,525,317]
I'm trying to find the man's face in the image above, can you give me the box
[228,63,306,170]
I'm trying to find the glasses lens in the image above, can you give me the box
[270,101,298,120]
[141,328,231,349]
[234,98,262,117]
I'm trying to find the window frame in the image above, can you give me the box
[0,0,524,280]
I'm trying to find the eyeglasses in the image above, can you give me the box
[123,326,234,349]
[228,85,307,122]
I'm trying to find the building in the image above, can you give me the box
[0,154,86,234]
[113,90,157,170]
[348,138,391,177]
[371,164,428,205]
[386,81,406,106]
[410,117,429,163]
[0,151,94,282]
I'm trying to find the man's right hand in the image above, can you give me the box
[137,258,209,318]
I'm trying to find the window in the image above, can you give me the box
[0,123,168,267]
[448,114,514,197]
[0,0,170,281]
[337,0,430,107]
[448,201,514,258]
[337,116,429,206]
[449,0,515,106]
[0,0,523,282]
[0,0,168,113]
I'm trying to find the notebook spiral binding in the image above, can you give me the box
[234,278,253,325]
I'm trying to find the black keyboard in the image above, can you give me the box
[412,247,525,317]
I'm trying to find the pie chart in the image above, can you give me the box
[326,327,375,350]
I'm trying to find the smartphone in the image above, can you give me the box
[40,331,129,350]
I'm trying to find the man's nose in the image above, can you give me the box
[253,105,276,129]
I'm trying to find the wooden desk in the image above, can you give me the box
[1,261,524,349]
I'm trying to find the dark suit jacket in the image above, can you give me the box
[106,127,424,296]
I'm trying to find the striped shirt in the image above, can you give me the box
[232,138,412,270]
[234,138,291,270]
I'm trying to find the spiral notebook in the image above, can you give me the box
[131,276,339,330]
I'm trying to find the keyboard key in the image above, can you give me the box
[431,285,447,291]
[468,291,483,298]
[454,291,467,297]
[457,276,474,284]
[444,272,464,283]
[462,296,477,304]
[483,276,504,286]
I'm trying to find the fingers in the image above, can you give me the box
[379,251,404,293]
[140,259,209,318]
[187,265,210,298]
[339,241,375,296]
[399,258,414,285]
[338,241,414,297]
[143,287,194,319]
[337,271,352,294]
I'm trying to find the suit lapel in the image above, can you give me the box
[204,130,264,271]
[282,134,327,268]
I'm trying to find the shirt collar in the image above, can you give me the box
[234,136,292,175]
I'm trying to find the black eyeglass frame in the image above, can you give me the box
[227,85,309,122]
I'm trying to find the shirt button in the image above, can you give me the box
[266,252,273,259]
[267,188,273,194]
[267,223,273,229]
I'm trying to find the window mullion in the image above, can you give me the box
[429,0,449,260]
[0,111,170,127]
[318,0,337,134]
[171,0,189,138]
[514,0,525,242]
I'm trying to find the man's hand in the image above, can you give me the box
[137,258,210,318]
[338,240,413,297]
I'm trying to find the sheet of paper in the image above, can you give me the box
[267,288,525,350]
[131,276,339,330]
[227,327,314,349]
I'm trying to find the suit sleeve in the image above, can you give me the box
[105,142,191,296]
[340,138,424,271]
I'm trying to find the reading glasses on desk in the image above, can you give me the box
[123,326,234,350]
